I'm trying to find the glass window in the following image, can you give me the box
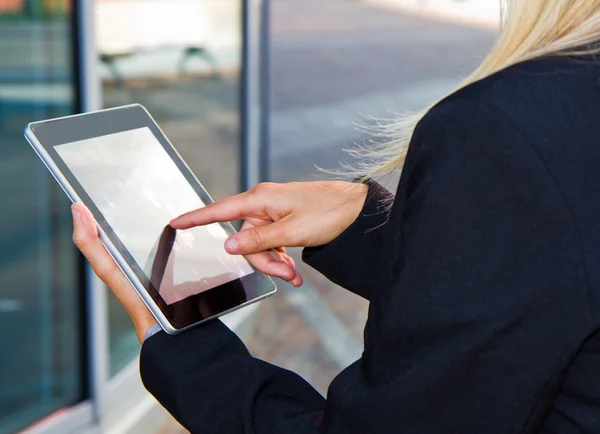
[95,0,244,376]
[0,1,84,432]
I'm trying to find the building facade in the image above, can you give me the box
[0,0,267,432]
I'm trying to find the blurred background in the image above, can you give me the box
[0,0,499,432]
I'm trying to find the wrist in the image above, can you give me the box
[131,313,157,343]
[348,182,369,213]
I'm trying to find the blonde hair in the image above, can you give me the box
[354,0,600,180]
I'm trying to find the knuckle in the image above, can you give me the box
[248,228,264,250]
[72,234,89,249]
[253,182,276,194]
[94,261,119,282]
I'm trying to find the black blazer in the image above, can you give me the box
[140,54,600,433]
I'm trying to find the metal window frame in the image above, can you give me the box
[22,0,103,431]
[75,0,110,428]
[242,0,270,189]
[258,0,271,182]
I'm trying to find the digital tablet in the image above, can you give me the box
[24,104,276,335]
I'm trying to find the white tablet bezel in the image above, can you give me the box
[24,104,276,335]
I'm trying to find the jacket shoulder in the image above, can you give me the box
[429,55,600,134]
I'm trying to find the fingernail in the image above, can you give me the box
[225,237,238,254]
[72,208,81,220]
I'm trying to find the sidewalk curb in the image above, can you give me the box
[366,0,501,29]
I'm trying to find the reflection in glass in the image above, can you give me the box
[0,1,84,432]
[95,0,244,376]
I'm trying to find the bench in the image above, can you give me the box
[95,1,221,83]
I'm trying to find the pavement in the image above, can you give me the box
[268,0,497,182]
[158,0,496,431]
[368,0,501,28]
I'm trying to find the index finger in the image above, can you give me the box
[170,191,259,229]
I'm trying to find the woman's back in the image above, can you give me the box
[465,55,600,432]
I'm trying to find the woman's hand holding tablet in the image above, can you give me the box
[71,203,158,342]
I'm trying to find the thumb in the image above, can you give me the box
[71,203,119,283]
[225,220,296,255]
[72,203,100,249]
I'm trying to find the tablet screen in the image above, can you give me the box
[55,127,253,305]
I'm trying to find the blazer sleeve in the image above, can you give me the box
[302,180,392,300]
[330,97,593,433]
[140,320,326,434]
